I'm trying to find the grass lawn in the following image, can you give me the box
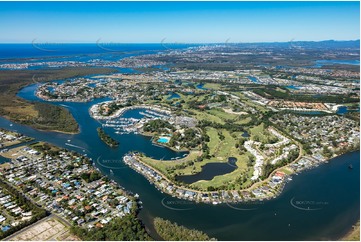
[138,94,283,191]
[205,128,237,160]
[140,150,201,175]
[230,92,269,112]
[207,108,238,121]
[142,128,251,183]
[190,153,250,190]
[206,128,220,156]
[275,87,287,93]
[235,116,252,125]
[0,146,25,159]
[216,130,236,159]
[196,95,207,102]
[249,123,276,144]
[279,167,293,175]
[193,110,225,124]
[3,105,38,120]
[203,83,222,90]
[178,129,251,190]
[30,141,62,153]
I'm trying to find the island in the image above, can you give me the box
[97,127,119,148]
[0,67,116,134]
[0,39,359,240]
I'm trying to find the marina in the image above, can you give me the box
[0,42,358,240]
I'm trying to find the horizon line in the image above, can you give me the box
[0,39,359,45]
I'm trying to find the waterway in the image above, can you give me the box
[167,92,181,100]
[0,77,358,240]
[196,83,207,90]
[314,59,360,68]
[285,85,301,90]
[176,157,238,184]
[336,106,360,115]
[247,76,259,83]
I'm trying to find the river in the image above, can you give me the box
[0,81,358,240]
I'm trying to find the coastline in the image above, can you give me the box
[140,130,190,153]
[124,153,280,204]
[339,220,360,241]
[0,114,80,135]
[123,149,358,205]
[36,91,92,103]
[89,103,172,120]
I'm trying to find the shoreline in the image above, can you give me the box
[123,149,358,205]
[89,103,171,120]
[339,220,360,241]
[36,90,92,103]
[124,154,282,204]
[140,130,189,153]
[0,115,79,135]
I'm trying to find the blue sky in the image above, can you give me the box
[0,1,359,43]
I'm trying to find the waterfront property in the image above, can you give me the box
[0,40,358,240]
[0,129,33,149]
[157,137,170,144]
[124,151,293,204]
[0,142,139,237]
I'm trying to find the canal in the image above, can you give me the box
[0,82,358,240]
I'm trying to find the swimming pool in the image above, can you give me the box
[157,137,170,143]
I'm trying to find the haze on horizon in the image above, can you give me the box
[0,1,359,43]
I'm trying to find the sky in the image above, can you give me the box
[0,1,359,43]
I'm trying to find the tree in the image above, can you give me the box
[153,217,214,241]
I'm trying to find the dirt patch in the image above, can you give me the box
[9,217,79,241]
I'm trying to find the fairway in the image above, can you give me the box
[208,108,238,121]
[249,123,277,143]
[193,110,225,124]
[191,153,251,191]
[207,128,220,156]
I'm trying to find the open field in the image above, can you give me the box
[230,91,269,112]
[249,123,277,144]
[0,146,28,159]
[207,128,220,155]
[0,163,11,169]
[235,116,252,125]
[207,108,238,121]
[223,107,248,115]
[192,110,225,124]
[213,129,238,159]
[8,216,78,241]
[140,150,202,175]
[203,83,222,90]
[0,130,33,148]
